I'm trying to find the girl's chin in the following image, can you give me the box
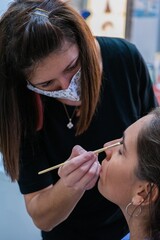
[97,181,106,198]
[97,178,103,191]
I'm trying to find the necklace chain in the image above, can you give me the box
[63,104,77,129]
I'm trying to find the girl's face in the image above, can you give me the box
[98,115,152,208]
[29,41,80,105]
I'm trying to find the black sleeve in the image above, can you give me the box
[18,131,53,194]
[98,36,158,117]
[113,37,159,116]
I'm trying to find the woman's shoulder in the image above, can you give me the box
[96,36,142,67]
[96,36,138,55]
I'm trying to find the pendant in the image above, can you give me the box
[67,119,74,129]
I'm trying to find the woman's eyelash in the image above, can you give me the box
[120,140,123,145]
[118,149,122,155]
[118,140,124,155]
[67,64,77,71]
[67,60,79,71]
[42,80,53,87]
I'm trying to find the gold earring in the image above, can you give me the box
[125,202,142,217]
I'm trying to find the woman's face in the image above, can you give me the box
[29,41,80,105]
[98,115,152,208]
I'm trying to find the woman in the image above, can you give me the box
[98,107,160,240]
[0,0,158,239]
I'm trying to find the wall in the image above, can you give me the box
[129,0,160,64]
[0,171,41,240]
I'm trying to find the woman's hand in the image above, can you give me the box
[58,145,101,191]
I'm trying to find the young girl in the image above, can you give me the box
[98,107,160,240]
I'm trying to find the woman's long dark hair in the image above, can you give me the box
[0,0,101,181]
[136,107,160,239]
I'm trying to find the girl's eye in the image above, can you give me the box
[118,139,123,155]
[118,149,123,155]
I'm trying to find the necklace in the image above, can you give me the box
[63,104,77,129]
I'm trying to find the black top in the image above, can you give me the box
[18,37,158,240]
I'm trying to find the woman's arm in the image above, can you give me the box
[24,146,100,231]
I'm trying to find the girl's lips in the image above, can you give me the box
[100,159,109,178]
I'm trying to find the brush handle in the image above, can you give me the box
[93,142,121,154]
[38,142,121,174]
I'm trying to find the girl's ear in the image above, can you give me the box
[132,183,159,206]
[132,195,144,206]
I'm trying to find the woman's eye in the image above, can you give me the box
[41,80,53,88]
[67,65,77,72]
[66,60,79,72]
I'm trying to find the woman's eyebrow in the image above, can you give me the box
[64,55,79,71]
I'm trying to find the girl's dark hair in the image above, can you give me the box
[0,0,101,180]
[136,107,160,239]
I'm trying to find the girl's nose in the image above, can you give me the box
[105,150,112,161]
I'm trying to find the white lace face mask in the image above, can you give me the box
[27,69,81,101]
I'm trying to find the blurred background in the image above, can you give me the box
[0,0,160,239]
